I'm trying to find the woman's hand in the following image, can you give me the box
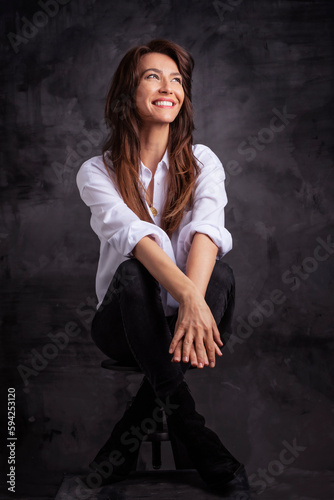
[169,286,223,368]
[171,338,222,368]
[131,234,223,368]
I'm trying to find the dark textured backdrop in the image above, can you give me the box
[1,0,333,498]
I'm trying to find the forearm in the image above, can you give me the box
[186,232,219,296]
[132,235,196,304]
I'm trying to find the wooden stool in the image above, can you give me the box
[101,358,194,470]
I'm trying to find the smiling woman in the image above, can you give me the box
[101,39,200,238]
[136,53,184,122]
[76,39,245,491]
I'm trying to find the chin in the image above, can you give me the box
[154,113,179,122]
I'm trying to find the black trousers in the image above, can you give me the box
[91,258,235,398]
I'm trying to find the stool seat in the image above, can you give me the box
[101,358,197,372]
[101,358,141,372]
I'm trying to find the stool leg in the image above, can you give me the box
[152,441,162,470]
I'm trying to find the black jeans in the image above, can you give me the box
[91,258,235,398]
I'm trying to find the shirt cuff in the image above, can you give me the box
[178,221,233,260]
[112,220,173,259]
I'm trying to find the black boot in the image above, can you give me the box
[165,381,244,489]
[88,378,157,486]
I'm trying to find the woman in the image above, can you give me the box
[76,39,244,490]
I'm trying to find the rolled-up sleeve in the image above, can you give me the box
[76,158,172,258]
[177,146,232,261]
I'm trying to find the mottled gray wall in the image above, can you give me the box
[1,0,333,497]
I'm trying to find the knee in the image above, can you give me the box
[116,258,152,280]
[114,258,159,297]
[212,260,235,295]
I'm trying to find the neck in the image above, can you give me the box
[139,122,169,172]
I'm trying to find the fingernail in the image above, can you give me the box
[210,362,215,368]
[184,357,188,362]
[169,348,173,353]
[198,363,203,368]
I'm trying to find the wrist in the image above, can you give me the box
[177,278,198,304]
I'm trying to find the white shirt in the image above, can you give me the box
[76,144,232,315]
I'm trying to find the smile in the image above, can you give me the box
[152,100,175,107]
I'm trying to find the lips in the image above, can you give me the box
[152,99,176,107]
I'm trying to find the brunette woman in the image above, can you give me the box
[76,39,244,490]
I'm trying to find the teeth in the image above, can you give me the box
[153,101,174,107]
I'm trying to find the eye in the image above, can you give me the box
[146,73,159,80]
[172,77,182,84]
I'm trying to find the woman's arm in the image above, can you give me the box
[171,232,223,367]
[168,146,232,366]
[186,232,219,296]
[132,235,195,302]
[132,235,222,368]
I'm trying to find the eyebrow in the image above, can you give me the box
[140,67,182,78]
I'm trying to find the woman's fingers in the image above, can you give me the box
[212,322,223,347]
[179,327,218,368]
[170,300,223,369]
[215,341,223,356]
[202,335,216,367]
[172,338,199,366]
[172,339,182,362]
[190,344,198,367]
[172,336,221,367]
[194,336,209,368]
[169,323,186,354]
[181,333,193,363]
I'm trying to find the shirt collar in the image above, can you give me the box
[160,148,169,169]
[139,148,169,173]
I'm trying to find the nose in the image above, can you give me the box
[159,76,173,94]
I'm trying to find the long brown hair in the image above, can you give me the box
[103,39,200,237]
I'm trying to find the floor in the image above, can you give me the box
[53,468,334,500]
[54,469,251,500]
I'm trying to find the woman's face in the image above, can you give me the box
[135,52,185,125]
